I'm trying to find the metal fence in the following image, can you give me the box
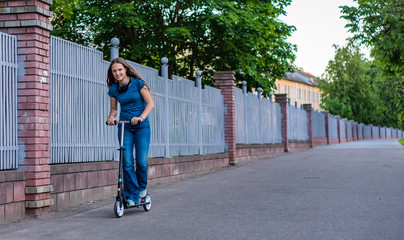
[358,123,363,138]
[50,36,225,163]
[372,126,380,138]
[50,37,115,163]
[2,35,404,168]
[288,104,309,141]
[312,110,326,138]
[339,119,346,139]
[235,85,283,144]
[328,115,338,139]
[364,125,371,138]
[0,32,18,170]
[347,121,353,138]
[380,126,386,138]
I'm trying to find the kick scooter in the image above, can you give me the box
[108,120,152,218]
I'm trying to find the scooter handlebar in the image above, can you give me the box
[106,120,131,125]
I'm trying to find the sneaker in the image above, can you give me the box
[127,199,136,207]
[139,190,147,199]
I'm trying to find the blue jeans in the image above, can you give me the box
[118,124,151,203]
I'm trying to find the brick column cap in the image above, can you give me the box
[302,104,312,111]
[0,2,53,31]
[321,110,329,116]
[274,93,288,103]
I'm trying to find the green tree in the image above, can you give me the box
[319,42,402,128]
[340,0,404,125]
[50,0,296,95]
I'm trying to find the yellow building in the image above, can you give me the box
[274,70,322,111]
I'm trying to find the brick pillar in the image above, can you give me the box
[214,71,236,165]
[321,111,329,145]
[0,0,53,216]
[335,116,341,143]
[303,104,313,147]
[378,125,381,139]
[275,94,289,152]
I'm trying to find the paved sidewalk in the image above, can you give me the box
[315,138,403,149]
[1,139,403,240]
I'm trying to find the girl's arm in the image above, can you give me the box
[107,97,118,125]
[131,86,154,125]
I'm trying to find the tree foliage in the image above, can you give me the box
[50,0,296,95]
[319,42,403,128]
[340,0,404,125]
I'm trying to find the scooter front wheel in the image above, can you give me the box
[114,200,124,217]
[143,195,152,211]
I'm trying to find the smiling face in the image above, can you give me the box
[111,63,128,83]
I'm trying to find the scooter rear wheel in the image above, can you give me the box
[143,195,151,211]
[114,200,124,217]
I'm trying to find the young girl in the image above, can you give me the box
[106,58,154,206]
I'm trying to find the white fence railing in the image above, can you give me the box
[364,125,371,137]
[0,32,18,170]
[340,119,346,138]
[328,115,338,139]
[50,37,115,163]
[372,126,379,138]
[50,36,225,163]
[312,110,326,138]
[288,104,309,141]
[2,35,404,168]
[235,86,283,144]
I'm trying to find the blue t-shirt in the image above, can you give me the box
[108,77,150,127]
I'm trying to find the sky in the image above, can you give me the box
[279,0,364,77]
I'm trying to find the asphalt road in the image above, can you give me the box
[1,139,403,240]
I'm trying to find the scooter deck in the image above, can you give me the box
[124,197,150,209]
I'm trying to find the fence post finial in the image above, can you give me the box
[110,38,120,61]
[242,81,247,94]
[196,70,202,88]
[257,87,262,99]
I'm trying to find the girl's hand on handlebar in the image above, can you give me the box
[107,116,116,125]
[130,117,143,125]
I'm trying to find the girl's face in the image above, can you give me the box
[111,63,127,82]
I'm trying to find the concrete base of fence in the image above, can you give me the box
[148,153,229,184]
[1,153,229,223]
[236,144,284,163]
[49,153,229,212]
[50,162,118,211]
[0,171,26,224]
[312,138,328,146]
[329,138,339,144]
[288,141,312,152]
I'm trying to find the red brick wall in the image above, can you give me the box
[313,137,328,146]
[0,171,26,224]
[329,138,339,144]
[236,144,284,162]
[215,72,236,164]
[50,153,229,211]
[275,94,289,152]
[288,141,311,151]
[0,0,53,217]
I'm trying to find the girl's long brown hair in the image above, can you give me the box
[107,57,149,90]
